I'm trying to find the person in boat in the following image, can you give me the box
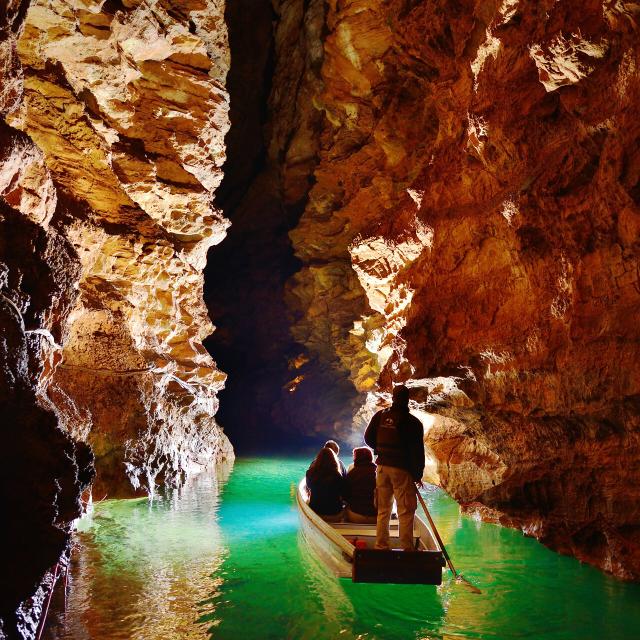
[324,439,347,477]
[364,384,425,551]
[344,447,377,524]
[305,447,345,522]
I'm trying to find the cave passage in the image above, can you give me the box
[4,0,640,636]
[204,0,357,454]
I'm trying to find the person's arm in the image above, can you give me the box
[410,416,425,481]
[364,412,379,450]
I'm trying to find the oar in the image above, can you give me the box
[415,485,481,594]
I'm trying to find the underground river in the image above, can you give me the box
[44,457,640,640]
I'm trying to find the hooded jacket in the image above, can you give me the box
[344,450,377,516]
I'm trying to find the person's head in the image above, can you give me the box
[324,440,340,456]
[352,446,374,465]
[310,447,340,478]
[391,384,410,409]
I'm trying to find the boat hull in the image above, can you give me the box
[296,479,445,584]
[353,548,445,584]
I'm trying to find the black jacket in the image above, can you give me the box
[364,405,425,481]
[306,470,344,516]
[344,461,377,516]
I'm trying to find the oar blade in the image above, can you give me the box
[456,574,482,594]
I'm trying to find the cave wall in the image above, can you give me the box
[201,0,640,578]
[1,7,639,639]
[1,0,233,634]
[266,0,640,578]
[4,0,234,498]
[1,3,93,635]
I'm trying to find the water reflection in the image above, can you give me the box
[46,458,640,640]
[297,534,356,638]
[44,464,232,640]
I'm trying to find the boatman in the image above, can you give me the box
[364,384,425,551]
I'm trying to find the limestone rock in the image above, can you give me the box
[3,0,235,498]
[0,1,234,631]
[282,0,640,579]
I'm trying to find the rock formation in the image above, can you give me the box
[2,1,640,635]
[209,0,640,580]
[279,0,640,580]
[205,0,364,450]
[1,0,233,634]
[9,0,234,497]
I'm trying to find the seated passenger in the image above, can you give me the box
[306,447,345,522]
[324,439,347,477]
[344,447,377,524]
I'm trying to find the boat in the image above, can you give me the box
[296,478,446,584]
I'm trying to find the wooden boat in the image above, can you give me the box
[296,479,446,584]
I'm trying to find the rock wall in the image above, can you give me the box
[1,4,93,635]
[2,9,639,640]
[1,0,233,634]
[5,0,234,498]
[274,0,640,579]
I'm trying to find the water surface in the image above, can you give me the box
[45,458,640,639]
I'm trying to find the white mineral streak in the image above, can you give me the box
[471,29,500,88]
[529,32,608,92]
[497,0,520,26]
[467,114,489,157]
[407,188,424,208]
[500,198,519,224]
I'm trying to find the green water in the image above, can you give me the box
[45,458,640,639]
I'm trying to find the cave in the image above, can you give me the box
[203,0,360,453]
[1,0,640,638]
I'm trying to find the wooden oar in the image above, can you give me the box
[415,485,481,594]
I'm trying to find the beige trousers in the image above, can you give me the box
[375,465,417,551]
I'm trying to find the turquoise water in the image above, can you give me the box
[45,458,640,639]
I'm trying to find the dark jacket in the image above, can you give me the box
[306,469,344,516]
[364,405,425,481]
[344,461,377,516]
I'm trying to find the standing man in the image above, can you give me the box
[364,384,425,551]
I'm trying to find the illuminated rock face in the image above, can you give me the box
[1,0,232,631]
[2,0,234,498]
[277,0,640,579]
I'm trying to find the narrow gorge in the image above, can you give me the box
[1,0,639,637]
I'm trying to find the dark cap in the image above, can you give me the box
[353,446,374,463]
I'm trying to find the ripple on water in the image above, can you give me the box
[45,457,640,640]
